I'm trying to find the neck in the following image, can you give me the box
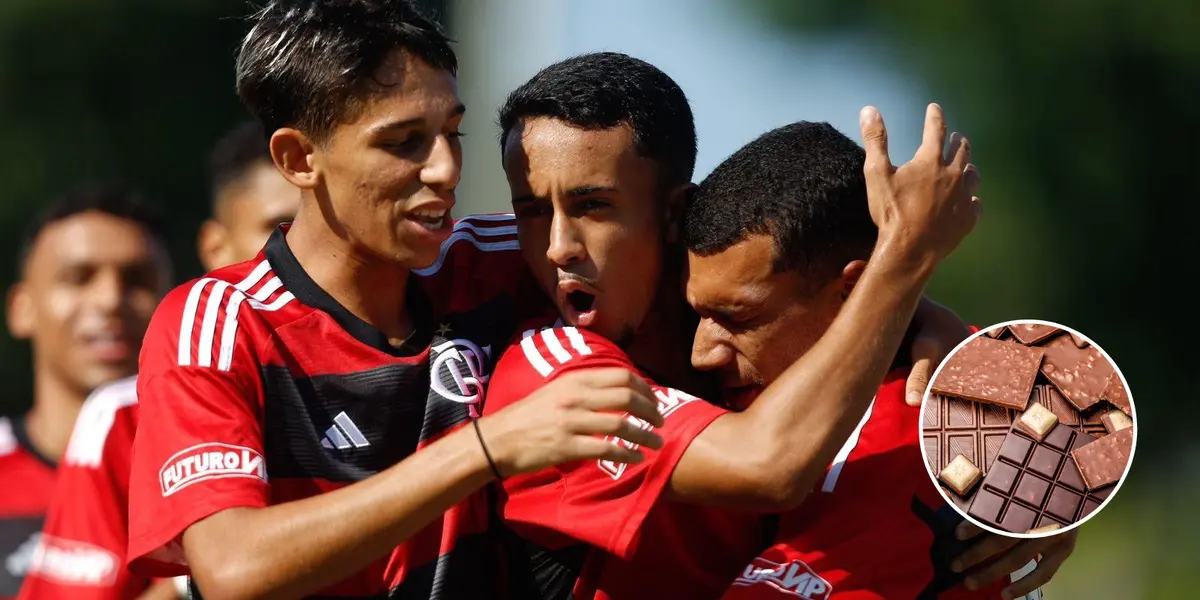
[286,202,413,343]
[25,363,87,462]
[624,270,711,396]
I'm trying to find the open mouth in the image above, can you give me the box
[557,279,600,328]
[408,208,449,232]
[81,331,133,363]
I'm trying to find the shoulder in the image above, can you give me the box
[145,258,300,374]
[485,320,634,413]
[64,377,140,468]
[509,320,633,378]
[414,213,521,278]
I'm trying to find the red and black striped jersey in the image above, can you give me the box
[720,370,1010,600]
[17,377,158,600]
[127,215,547,599]
[0,416,57,600]
[484,320,762,600]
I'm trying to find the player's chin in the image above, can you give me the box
[77,363,136,392]
[398,226,452,269]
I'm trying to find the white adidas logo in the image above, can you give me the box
[321,412,370,450]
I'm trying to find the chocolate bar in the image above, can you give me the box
[1101,372,1131,413]
[930,337,1044,411]
[1071,428,1134,490]
[967,422,1111,533]
[1040,334,1114,412]
[984,326,1007,338]
[1016,402,1057,441]
[1035,384,1107,438]
[1069,332,1088,348]
[1008,323,1062,345]
[923,393,1018,510]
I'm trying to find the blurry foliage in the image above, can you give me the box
[746,0,1198,596]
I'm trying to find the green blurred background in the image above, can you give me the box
[0,0,1192,597]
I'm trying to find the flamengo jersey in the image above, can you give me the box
[721,370,1013,600]
[485,321,763,600]
[127,216,545,598]
[16,377,153,600]
[0,417,57,600]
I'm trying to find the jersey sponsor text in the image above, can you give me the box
[158,443,266,497]
[26,535,119,587]
[731,557,832,600]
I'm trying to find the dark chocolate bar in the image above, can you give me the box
[1034,384,1108,438]
[923,393,1017,510]
[1040,334,1114,412]
[1008,323,1062,345]
[931,337,1044,411]
[967,422,1110,533]
[1071,428,1134,490]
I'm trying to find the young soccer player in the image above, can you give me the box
[0,184,171,599]
[484,52,982,599]
[18,122,301,600]
[685,122,1075,600]
[125,4,662,599]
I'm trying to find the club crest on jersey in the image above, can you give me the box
[27,535,119,587]
[431,339,492,417]
[731,557,832,600]
[159,442,267,497]
[598,388,698,479]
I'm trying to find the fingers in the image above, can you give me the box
[950,131,972,171]
[904,336,942,406]
[963,163,982,196]
[963,541,1041,591]
[571,411,664,450]
[946,132,963,167]
[573,436,645,466]
[577,386,663,428]
[956,519,986,541]
[953,531,1020,574]
[919,103,948,162]
[859,106,891,175]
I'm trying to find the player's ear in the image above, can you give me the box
[6,282,35,340]
[196,219,232,273]
[663,182,696,243]
[270,128,319,190]
[838,260,868,302]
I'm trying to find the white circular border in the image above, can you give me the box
[918,318,1138,539]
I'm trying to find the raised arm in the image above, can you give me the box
[670,104,982,510]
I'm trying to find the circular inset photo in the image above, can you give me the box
[920,320,1135,538]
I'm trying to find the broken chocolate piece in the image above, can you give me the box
[1071,428,1134,490]
[1100,372,1132,414]
[1069,332,1088,348]
[1039,334,1114,412]
[931,337,1044,411]
[1009,323,1062,345]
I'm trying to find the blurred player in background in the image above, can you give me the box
[0,184,172,599]
[124,3,663,599]
[485,52,981,600]
[17,122,300,600]
[684,122,1075,600]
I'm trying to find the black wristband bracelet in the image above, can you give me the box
[472,418,504,481]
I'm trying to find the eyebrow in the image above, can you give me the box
[512,185,620,206]
[369,104,467,134]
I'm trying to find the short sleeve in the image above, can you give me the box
[485,324,728,559]
[126,279,268,578]
[18,380,149,600]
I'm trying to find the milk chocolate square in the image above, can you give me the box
[1071,428,1133,490]
[1008,323,1062,345]
[1100,373,1132,413]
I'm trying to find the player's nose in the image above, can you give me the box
[546,213,585,267]
[691,318,733,372]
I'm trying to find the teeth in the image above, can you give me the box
[413,209,447,219]
[414,216,445,231]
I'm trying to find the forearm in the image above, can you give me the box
[673,241,934,509]
[184,425,492,600]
